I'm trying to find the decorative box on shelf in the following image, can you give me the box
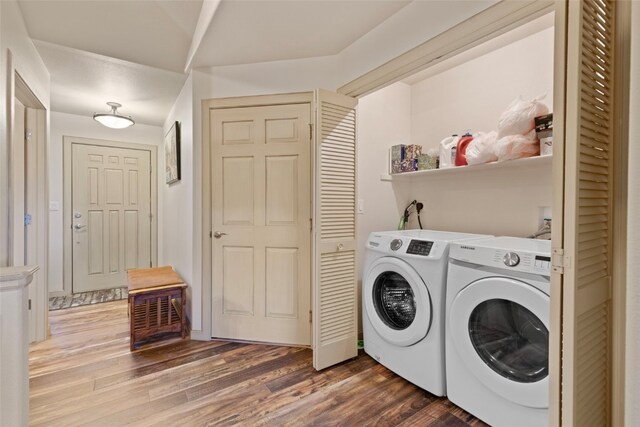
[390,144,423,174]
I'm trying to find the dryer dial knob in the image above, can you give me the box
[503,252,520,267]
[390,239,403,251]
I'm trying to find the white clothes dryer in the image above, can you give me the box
[446,237,552,427]
[362,230,491,396]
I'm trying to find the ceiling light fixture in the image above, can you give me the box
[93,102,135,129]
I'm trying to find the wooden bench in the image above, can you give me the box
[127,266,188,351]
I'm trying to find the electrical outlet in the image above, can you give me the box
[538,206,551,229]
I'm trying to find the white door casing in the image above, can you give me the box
[210,103,312,345]
[10,67,49,344]
[11,98,26,266]
[71,143,152,292]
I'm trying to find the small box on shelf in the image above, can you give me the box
[390,144,405,174]
[418,153,439,170]
[535,113,553,156]
[390,144,423,174]
[401,158,418,172]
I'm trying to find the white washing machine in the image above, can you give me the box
[446,236,552,427]
[362,230,491,396]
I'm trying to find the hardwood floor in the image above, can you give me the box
[30,301,488,426]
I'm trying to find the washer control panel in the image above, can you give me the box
[534,255,551,272]
[450,238,551,276]
[503,252,520,267]
[480,248,551,275]
[406,240,434,256]
[390,239,403,251]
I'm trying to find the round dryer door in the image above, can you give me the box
[364,257,431,347]
[449,277,549,409]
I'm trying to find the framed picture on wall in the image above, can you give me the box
[165,121,181,184]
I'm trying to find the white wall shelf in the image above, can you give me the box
[387,154,552,180]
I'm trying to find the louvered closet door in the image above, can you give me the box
[560,0,618,424]
[313,90,358,370]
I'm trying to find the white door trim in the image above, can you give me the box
[200,92,314,341]
[7,54,49,343]
[337,0,554,98]
[62,136,158,296]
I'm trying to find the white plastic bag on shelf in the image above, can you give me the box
[466,131,498,165]
[497,95,550,138]
[495,129,540,161]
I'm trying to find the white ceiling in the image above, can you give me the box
[15,0,427,126]
[19,0,203,73]
[35,41,187,127]
[192,0,410,67]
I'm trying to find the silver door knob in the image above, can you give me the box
[74,224,86,230]
[213,231,227,239]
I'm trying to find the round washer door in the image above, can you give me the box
[449,277,549,408]
[364,257,431,347]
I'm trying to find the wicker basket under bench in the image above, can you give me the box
[127,266,188,351]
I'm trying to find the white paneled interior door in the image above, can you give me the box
[211,103,312,345]
[71,144,152,292]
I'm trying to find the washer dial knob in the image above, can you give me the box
[503,252,520,267]
[390,239,403,251]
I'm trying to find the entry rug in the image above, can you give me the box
[49,287,128,311]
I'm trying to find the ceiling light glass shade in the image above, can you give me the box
[93,102,135,129]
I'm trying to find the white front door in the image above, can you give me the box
[71,143,152,292]
[211,103,311,345]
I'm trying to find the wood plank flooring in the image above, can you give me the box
[30,301,488,426]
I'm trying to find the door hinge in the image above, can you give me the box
[25,129,32,142]
[552,248,570,274]
[149,213,153,220]
[309,310,312,323]
[28,299,31,310]
[309,218,312,231]
[209,231,212,238]
[149,260,152,268]
[309,124,313,140]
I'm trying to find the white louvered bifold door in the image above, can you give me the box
[560,0,618,425]
[312,89,358,370]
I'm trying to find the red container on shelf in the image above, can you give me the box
[455,134,474,166]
